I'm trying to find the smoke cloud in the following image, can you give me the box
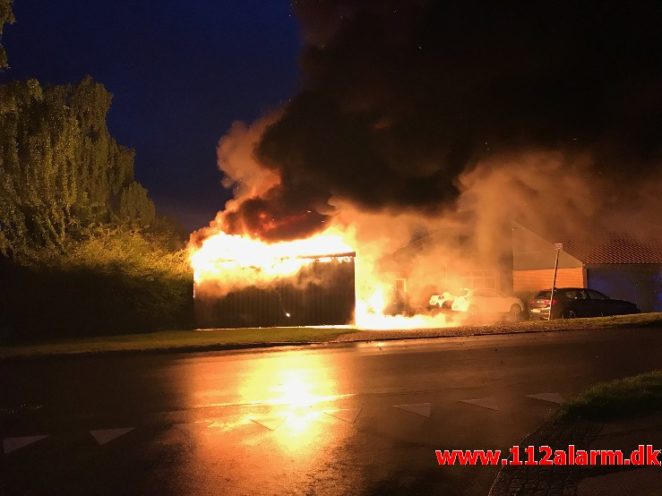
[204,0,661,243]
[192,1,662,324]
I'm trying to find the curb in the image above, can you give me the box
[1,319,660,362]
[0,340,323,362]
[488,419,603,496]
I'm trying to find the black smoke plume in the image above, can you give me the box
[222,1,662,241]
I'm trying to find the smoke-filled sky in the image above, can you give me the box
[4,1,662,234]
[215,0,662,242]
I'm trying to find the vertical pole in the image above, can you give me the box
[548,244,562,320]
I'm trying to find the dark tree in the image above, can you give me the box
[0,77,156,258]
[0,0,13,69]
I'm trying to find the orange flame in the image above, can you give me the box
[190,227,352,287]
[189,225,456,330]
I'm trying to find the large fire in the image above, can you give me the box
[189,224,453,330]
[187,114,476,331]
[190,227,353,287]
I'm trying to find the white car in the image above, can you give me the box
[428,291,455,309]
[451,288,524,321]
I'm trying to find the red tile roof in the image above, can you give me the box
[563,236,662,264]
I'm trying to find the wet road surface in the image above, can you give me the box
[1,327,661,495]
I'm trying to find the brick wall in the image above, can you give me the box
[513,267,585,294]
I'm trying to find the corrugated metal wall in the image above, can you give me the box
[194,258,355,328]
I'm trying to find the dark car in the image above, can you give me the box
[528,288,640,319]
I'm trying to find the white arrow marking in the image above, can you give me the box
[90,428,134,446]
[526,393,565,405]
[249,415,287,431]
[323,408,362,423]
[393,403,432,418]
[3,435,48,454]
[459,398,501,411]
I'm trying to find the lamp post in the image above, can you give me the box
[548,243,562,320]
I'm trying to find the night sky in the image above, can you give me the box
[1,0,300,230]
[3,1,661,238]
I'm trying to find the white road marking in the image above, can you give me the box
[393,403,432,418]
[3,435,48,454]
[249,415,287,431]
[323,408,362,423]
[459,398,501,411]
[526,392,565,405]
[90,428,134,446]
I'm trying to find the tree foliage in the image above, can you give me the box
[0,76,156,259]
[119,181,156,227]
[0,9,191,336]
[0,0,14,69]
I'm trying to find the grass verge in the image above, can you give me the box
[1,312,661,360]
[559,370,662,422]
[519,311,662,330]
[337,312,662,342]
[0,327,355,360]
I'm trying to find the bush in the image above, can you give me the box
[0,226,194,339]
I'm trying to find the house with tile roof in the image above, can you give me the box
[512,224,662,312]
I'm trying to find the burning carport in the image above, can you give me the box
[191,231,356,328]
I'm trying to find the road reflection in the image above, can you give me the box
[241,353,352,453]
[188,350,355,457]
[170,350,362,494]
[239,354,349,408]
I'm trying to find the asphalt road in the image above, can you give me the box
[1,327,661,496]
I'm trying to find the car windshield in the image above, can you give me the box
[587,290,609,300]
[535,291,552,299]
